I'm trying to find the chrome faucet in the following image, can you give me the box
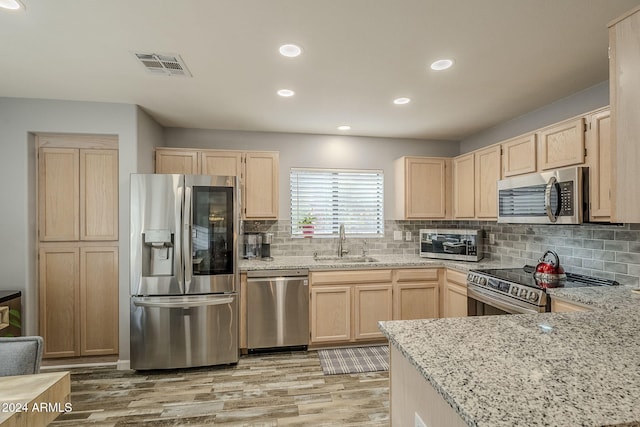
[338,224,349,257]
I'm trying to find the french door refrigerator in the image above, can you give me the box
[130,174,239,370]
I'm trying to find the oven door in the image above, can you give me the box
[467,285,543,316]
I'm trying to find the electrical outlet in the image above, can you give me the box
[405,231,412,241]
[415,412,427,427]
[394,230,402,241]
[489,233,496,244]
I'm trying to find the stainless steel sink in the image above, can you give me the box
[313,256,378,263]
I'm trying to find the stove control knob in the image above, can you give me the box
[467,273,474,282]
[479,277,487,286]
[518,288,528,298]
[511,286,519,296]
[528,292,539,302]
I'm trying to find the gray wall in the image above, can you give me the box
[0,97,163,365]
[163,128,460,220]
[459,81,610,153]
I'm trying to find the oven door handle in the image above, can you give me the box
[467,285,542,315]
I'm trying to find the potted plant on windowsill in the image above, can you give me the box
[298,214,316,237]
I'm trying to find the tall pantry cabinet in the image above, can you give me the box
[37,134,119,358]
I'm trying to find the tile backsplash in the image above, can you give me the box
[242,220,640,286]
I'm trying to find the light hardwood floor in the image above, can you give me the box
[48,350,389,426]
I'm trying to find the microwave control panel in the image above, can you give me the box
[558,181,574,215]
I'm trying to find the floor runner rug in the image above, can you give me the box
[317,345,389,375]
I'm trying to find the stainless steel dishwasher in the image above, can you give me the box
[246,269,309,351]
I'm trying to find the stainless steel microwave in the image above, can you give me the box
[419,229,483,262]
[497,166,588,224]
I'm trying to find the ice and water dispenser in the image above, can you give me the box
[141,229,174,276]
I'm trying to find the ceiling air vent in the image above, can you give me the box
[133,52,192,77]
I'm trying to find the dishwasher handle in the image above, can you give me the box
[246,269,309,278]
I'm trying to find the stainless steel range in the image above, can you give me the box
[467,266,619,315]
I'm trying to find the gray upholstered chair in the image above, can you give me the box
[0,336,44,376]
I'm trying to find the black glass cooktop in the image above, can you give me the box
[470,266,619,290]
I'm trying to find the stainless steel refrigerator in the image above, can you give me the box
[130,174,239,370]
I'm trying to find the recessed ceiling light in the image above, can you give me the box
[337,125,351,131]
[430,59,454,71]
[279,44,302,58]
[277,89,295,97]
[393,97,411,105]
[0,0,24,10]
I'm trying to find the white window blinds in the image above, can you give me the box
[290,168,384,237]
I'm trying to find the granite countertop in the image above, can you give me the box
[380,305,640,427]
[239,254,509,273]
[547,285,640,310]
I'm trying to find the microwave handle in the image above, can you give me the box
[544,176,559,223]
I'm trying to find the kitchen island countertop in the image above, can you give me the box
[380,295,640,426]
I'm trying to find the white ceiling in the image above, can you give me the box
[2,0,639,141]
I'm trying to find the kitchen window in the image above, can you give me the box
[290,168,384,237]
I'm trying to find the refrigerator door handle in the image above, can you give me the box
[132,296,234,309]
[183,185,193,290]
[175,184,185,290]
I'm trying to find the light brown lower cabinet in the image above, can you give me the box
[353,285,393,340]
[309,268,447,346]
[39,244,119,358]
[393,269,439,320]
[310,270,393,345]
[443,269,468,318]
[550,297,591,313]
[310,285,352,343]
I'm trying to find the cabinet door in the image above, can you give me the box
[538,118,585,170]
[244,152,279,219]
[586,109,611,221]
[310,286,351,343]
[609,8,640,222]
[39,246,80,358]
[404,157,448,219]
[551,298,591,313]
[474,145,501,219]
[155,149,199,174]
[38,148,80,241]
[353,284,392,340]
[80,149,119,241]
[502,134,537,177]
[443,270,468,318]
[80,246,119,355]
[201,150,242,176]
[453,153,475,219]
[393,282,439,320]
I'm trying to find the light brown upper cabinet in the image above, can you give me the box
[474,145,501,219]
[501,133,537,177]
[38,148,80,241]
[201,150,242,176]
[609,5,640,223]
[585,108,612,222]
[452,153,475,219]
[395,156,451,219]
[538,118,585,171]
[155,149,199,174]
[243,152,279,219]
[155,148,279,219]
[39,146,118,241]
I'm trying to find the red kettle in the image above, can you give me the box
[534,250,567,286]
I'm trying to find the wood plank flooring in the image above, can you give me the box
[48,350,389,426]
